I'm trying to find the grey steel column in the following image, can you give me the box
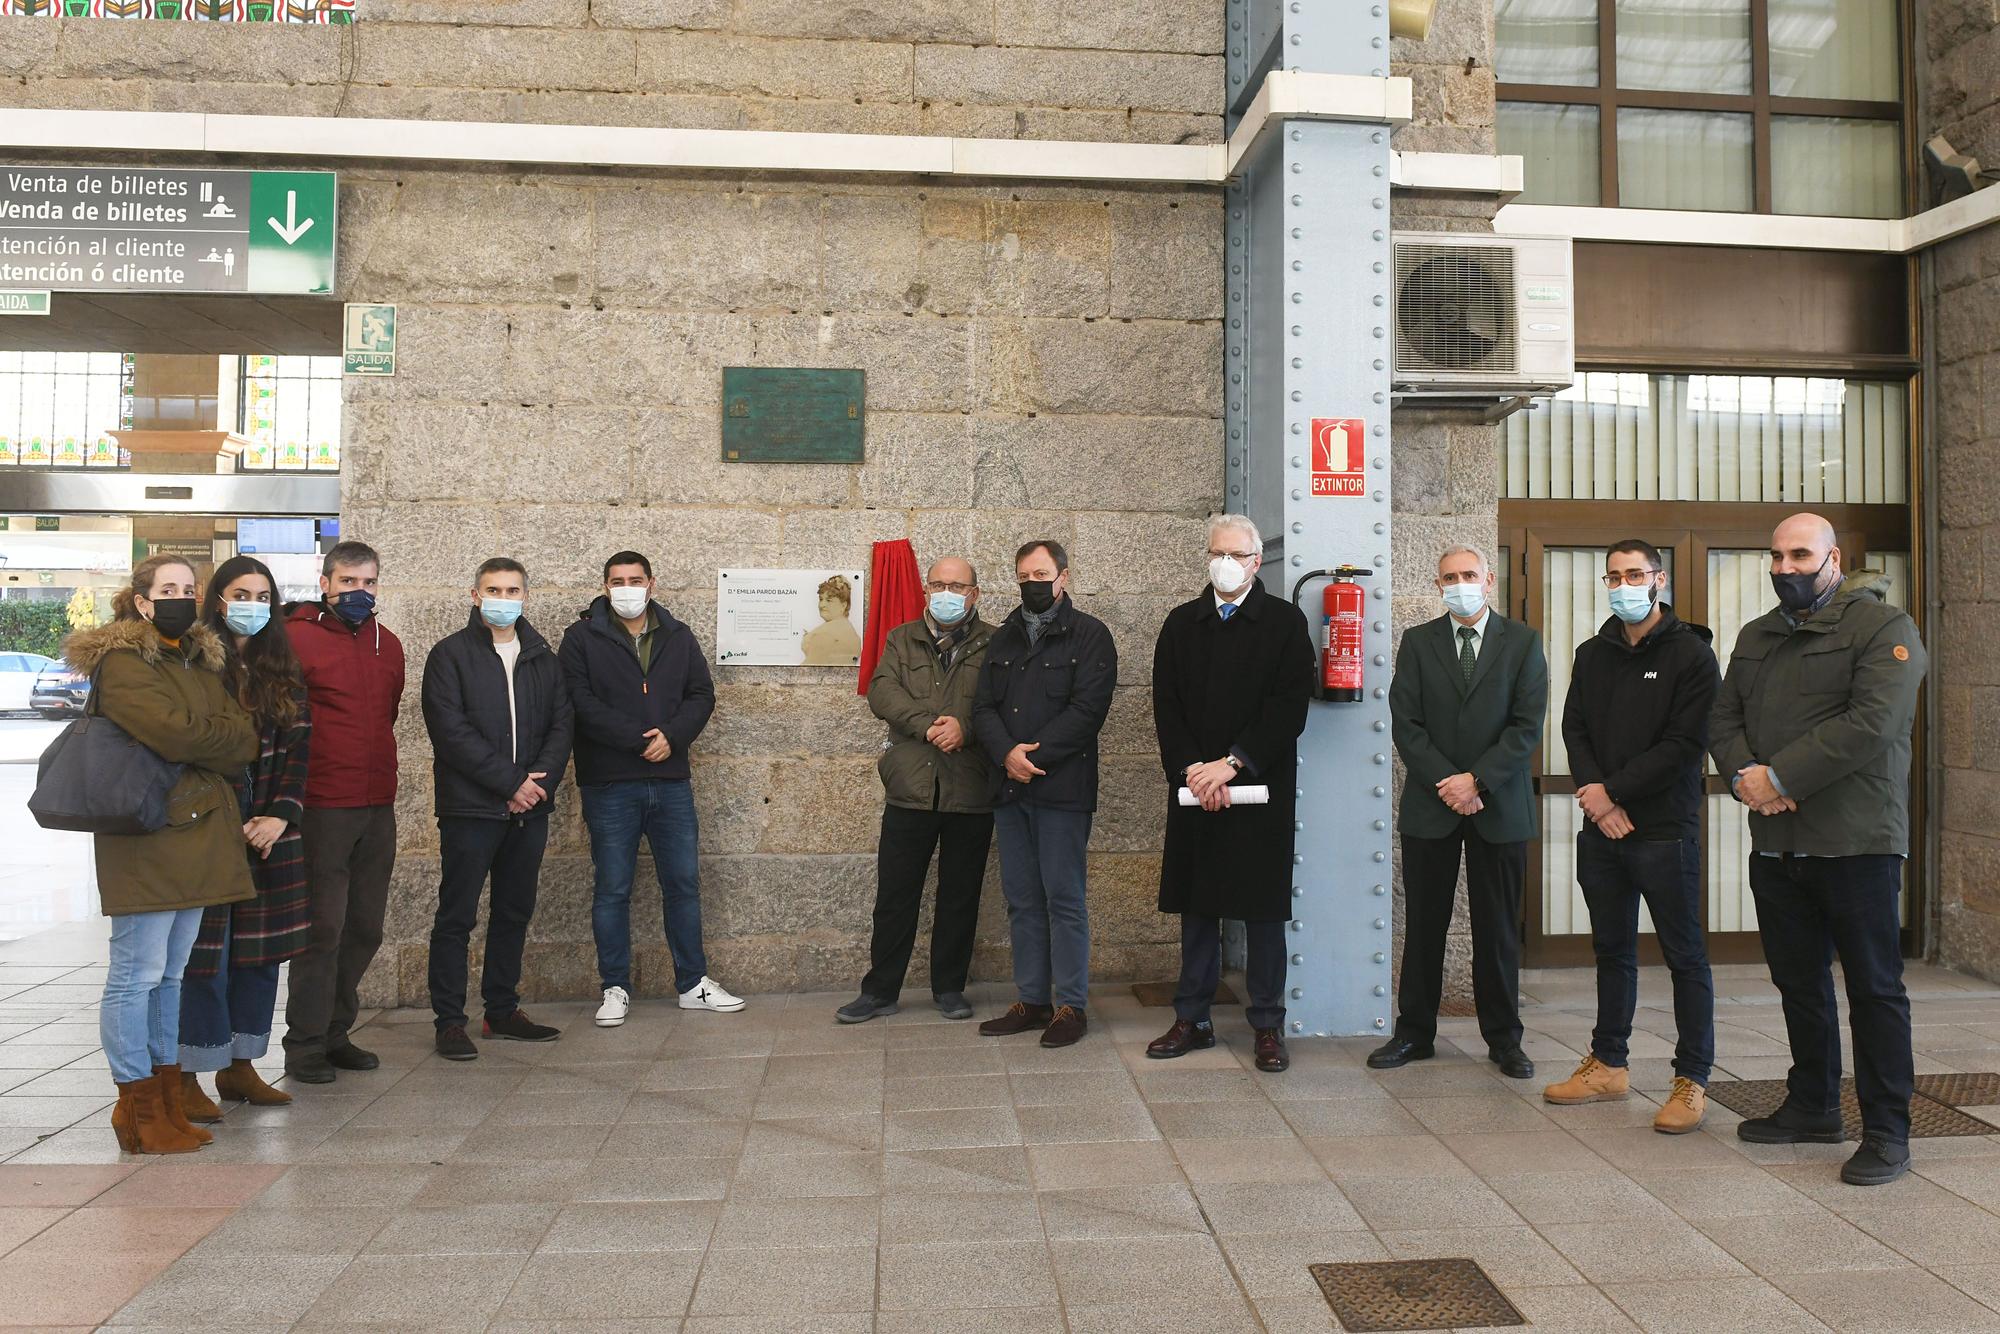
[1226,0,1397,1036]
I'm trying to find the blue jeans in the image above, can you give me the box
[102,907,203,1084]
[993,802,1092,1010]
[1750,852,1913,1144]
[1576,831,1714,1084]
[582,779,707,995]
[178,915,281,1072]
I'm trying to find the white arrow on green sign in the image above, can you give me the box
[0,166,335,295]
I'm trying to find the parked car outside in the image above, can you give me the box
[0,652,57,712]
[29,662,89,719]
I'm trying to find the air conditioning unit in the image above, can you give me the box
[1391,231,1574,401]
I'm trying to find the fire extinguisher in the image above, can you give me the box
[1293,566,1372,702]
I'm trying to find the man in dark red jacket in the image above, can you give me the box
[282,540,406,1084]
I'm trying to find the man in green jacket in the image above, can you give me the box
[1712,512,1926,1186]
[838,556,999,1023]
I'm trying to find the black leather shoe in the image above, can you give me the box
[1146,1019,1216,1059]
[1489,1047,1535,1080]
[284,1049,336,1085]
[1253,1028,1290,1073]
[1367,1037,1434,1069]
[1737,1101,1844,1144]
[1841,1137,1911,1186]
[326,1042,379,1071]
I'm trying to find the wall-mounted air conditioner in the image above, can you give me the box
[1391,231,1574,401]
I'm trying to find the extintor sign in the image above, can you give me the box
[1310,417,1365,496]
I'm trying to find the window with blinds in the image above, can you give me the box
[1502,373,1908,504]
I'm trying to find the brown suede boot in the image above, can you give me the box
[214,1058,292,1107]
[111,1078,205,1154]
[154,1065,214,1145]
[179,1071,224,1123]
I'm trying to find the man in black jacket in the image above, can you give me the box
[1545,539,1719,1133]
[421,557,575,1061]
[558,551,743,1028]
[970,539,1117,1048]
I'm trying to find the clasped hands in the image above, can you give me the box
[1733,763,1797,817]
[508,771,550,815]
[1186,758,1238,813]
[1436,771,1483,818]
[1574,782,1634,839]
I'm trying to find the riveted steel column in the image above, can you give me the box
[1227,1,1396,1036]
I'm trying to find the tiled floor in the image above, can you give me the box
[8,932,2000,1331]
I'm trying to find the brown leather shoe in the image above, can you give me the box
[1040,1005,1088,1048]
[154,1065,214,1145]
[978,1002,1054,1037]
[1146,1019,1216,1059]
[1253,1028,1289,1073]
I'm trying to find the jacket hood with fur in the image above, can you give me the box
[63,618,228,677]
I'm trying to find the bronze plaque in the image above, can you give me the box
[721,367,865,464]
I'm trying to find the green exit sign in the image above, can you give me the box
[0,290,50,315]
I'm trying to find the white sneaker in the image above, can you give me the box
[594,986,630,1027]
[678,976,746,1013]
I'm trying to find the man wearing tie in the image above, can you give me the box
[1371,544,1549,1079]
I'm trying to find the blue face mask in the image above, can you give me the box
[1440,583,1486,618]
[1608,584,1656,624]
[480,597,523,629]
[224,601,271,636]
[928,590,969,625]
[330,588,376,625]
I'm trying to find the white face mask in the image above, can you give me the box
[1441,583,1486,618]
[608,586,649,619]
[1209,555,1253,595]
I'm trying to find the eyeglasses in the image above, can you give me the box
[1207,550,1258,562]
[1601,569,1661,588]
[926,581,975,595]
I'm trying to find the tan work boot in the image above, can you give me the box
[1543,1055,1630,1105]
[1653,1076,1707,1134]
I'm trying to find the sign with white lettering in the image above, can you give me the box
[715,568,867,667]
[0,167,336,294]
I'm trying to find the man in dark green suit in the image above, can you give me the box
[1370,545,1548,1079]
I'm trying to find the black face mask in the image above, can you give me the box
[148,598,198,640]
[1771,552,1834,614]
[1018,579,1058,615]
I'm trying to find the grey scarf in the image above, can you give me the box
[1022,600,1061,647]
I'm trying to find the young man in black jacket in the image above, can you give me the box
[558,551,742,1028]
[420,557,575,1060]
[1544,539,1720,1133]
[970,539,1117,1048]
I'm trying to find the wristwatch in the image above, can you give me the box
[1224,755,1244,772]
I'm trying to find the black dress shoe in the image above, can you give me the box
[1737,1100,1844,1144]
[1490,1047,1535,1080]
[1366,1037,1434,1069]
[1146,1019,1216,1059]
[1253,1028,1290,1073]
[284,1049,336,1085]
[1841,1137,1911,1185]
[326,1042,379,1071]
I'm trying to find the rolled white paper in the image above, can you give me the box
[1177,785,1270,807]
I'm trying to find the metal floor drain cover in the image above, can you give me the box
[1130,980,1238,1008]
[1705,1078,1995,1140]
[1915,1073,2000,1108]
[1309,1258,1524,1332]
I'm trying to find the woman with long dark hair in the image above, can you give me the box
[177,555,314,1117]
[65,554,258,1153]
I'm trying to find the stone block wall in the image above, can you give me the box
[1927,0,2000,976]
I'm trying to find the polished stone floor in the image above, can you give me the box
[7,925,2000,1331]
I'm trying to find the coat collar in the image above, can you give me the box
[1195,579,1267,623]
[460,606,551,655]
[64,617,227,676]
[1431,609,1509,698]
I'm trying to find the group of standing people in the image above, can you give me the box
[75,508,1929,1185]
[1365,513,1925,1186]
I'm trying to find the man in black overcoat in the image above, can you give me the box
[1146,514,1315,1073]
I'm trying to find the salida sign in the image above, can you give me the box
[1310,417,1365,496]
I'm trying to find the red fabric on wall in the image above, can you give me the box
[859,538,925,695]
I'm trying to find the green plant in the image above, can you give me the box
[0,600,71,659]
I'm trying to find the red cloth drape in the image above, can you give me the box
[859,538,925,695]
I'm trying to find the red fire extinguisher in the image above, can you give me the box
[1321,565,1372,702]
